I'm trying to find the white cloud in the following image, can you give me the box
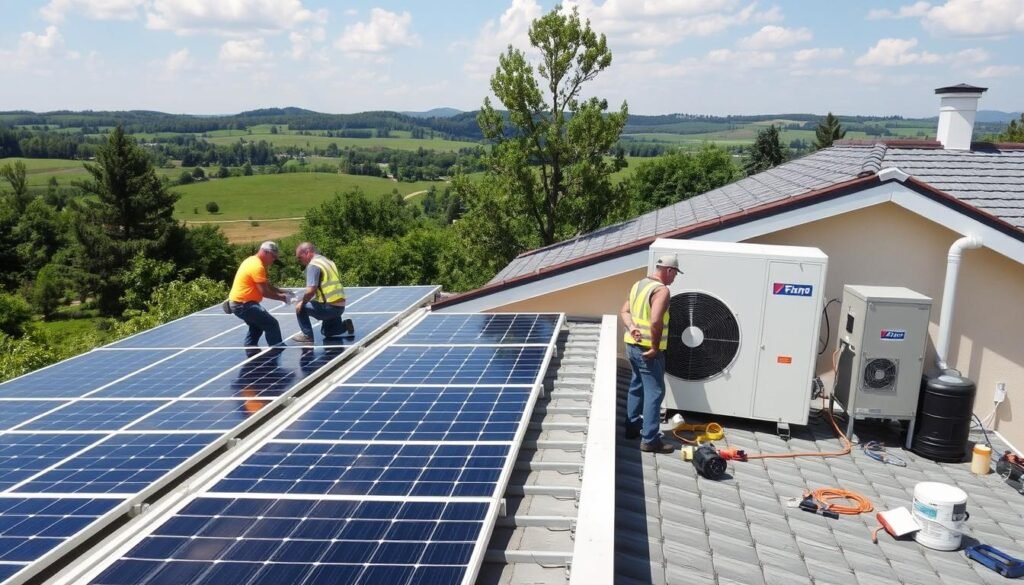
[922,0,1024,36]
[0,26,67,72]
[464,0,544,79]
[146,0,316,35]
[335,8,420,55]
[40,0,145,23]
[951,47,989,65]
[738,25,812,50]
[855,38,941,66]
[976,64,1022,77]
[793,47,845,62]
[160,48,193,78]
[289,26,326,60]
[866,1,932,20]
[706,48,776,67]
[219,38,270,67]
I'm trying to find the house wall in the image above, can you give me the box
[489,202,1024,450]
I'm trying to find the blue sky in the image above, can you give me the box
[1,0,1021,117]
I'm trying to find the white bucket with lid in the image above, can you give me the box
[912,482,969,550]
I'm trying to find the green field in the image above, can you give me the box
[173,173,441,220]
[201,131,480,152]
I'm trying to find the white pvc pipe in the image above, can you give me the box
[935,235,983,372]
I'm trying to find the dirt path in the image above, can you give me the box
[184,217,305,225]
[403,190,428,201]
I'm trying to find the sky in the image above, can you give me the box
[1,0,1022,117]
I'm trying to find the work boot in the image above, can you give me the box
[344,319,355,335]
[289,333,314,344]
[624,423,641,439]
[640,439,674,454]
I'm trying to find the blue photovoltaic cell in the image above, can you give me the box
[267,286,381,315]
[187,347,344,399]
[344,286,436,313]
[127,399,271,432]
[213,442,509,498]
[0,350,177,399]
[91,498,486,585]
[0,434,100,490]
[0,400,69,430]
[345,346,548,386]
[197,313,393,349]
[107,316,244,349]
[278,385,532,442]
[0,497,119,566]
[397,313,560,345]
[91,349,257,398]
[15,433,218,495]
[18,400,169,431]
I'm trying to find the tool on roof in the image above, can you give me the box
[871,507,919,543]
[691,443,728,479]
[965,544,1024,578]
[799,487,873,521]
[997,450,1024,494]
[671,421,724,445]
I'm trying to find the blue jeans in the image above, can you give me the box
[296,301,346,337]
[231,301,283,347]
[625,343,667,444]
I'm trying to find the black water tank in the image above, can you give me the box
[912,373,977,462]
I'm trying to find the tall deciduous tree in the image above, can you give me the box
[621,143,738,217]
[745,125,786,176]
[0,160,31,213]
[468,6,628,254]
[813,112,846,150]
[71,126,180,314]
[996,114,1024,142]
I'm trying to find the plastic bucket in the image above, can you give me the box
[913,482,969,550]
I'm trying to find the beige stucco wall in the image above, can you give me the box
[489,202,1024,450]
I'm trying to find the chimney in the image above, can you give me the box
[934,83,987,151]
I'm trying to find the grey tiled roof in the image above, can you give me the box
[490,144,1024,284]
[614,365,1024,585]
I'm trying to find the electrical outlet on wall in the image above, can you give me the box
[995,382,1007,404]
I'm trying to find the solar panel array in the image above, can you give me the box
[87,313,563,585]
[0,286,437,584]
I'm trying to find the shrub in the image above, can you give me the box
[0,293,32,337]
[206,201,220,214]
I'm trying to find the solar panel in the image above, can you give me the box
[0,400,70,430]
[14,399,169,432]
[0,350,177,398]
[79,310,562,585]
[0,286,439,584]
[90,498,487,585]
[396,313,561,345]
[343,345,549,385]
[277,385,531,442]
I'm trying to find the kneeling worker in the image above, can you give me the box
[227,241,291,347]
[290,242,354,343]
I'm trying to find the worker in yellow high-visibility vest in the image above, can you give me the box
[619,254,681,454]
[289,242,355,343]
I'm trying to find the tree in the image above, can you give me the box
[216,165,230,178]
[813,112,847,150]
[467,6,628,257]
[0,160,32,213]
[0,293,32,337]
[30,263,67,320]
[621,144,738,216]
[243,161,254,176]
[996,114,1024,142]
[205,201,219,214]
[192,166,206,180]
[745,125,786,176]
[71,126,181,315]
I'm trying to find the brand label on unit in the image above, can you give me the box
[881,329,906,340]
[772,282,813,297]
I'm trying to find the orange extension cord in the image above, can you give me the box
[808,487,874,515]
[744,348,852,460]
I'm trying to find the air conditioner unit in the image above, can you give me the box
[833,285,932,446]
[649,238,828,428]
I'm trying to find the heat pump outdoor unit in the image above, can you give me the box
[833,285,932,446]
[650,238,828,428]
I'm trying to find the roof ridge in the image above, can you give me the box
[859,143,887,176]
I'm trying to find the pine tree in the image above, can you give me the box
[744,125,785,176]
[71,126,181,315]
[813,112,847,150]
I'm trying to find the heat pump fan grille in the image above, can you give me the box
[862,358,898,391]
[665,292,740,381]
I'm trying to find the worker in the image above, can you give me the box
[225,241,291,347]
[620,254,680,454]
[289,242,354,343]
